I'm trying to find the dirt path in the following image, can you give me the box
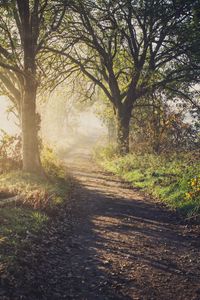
[1,154,200,299]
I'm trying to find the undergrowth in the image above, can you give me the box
[0,146,72,270]
[95,146,200,219]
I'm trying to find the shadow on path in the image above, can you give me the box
[1,156,200,300]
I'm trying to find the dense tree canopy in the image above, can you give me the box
[48,0,200,153]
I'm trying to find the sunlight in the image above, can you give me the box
[0,1,199,298]
[0,96,19,134]
[41,94,107,156]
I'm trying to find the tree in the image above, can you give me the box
[0,0,65,173]
[50,0,199,154]
[130,94,200,154]
[183,0,200,66]
[0,70,21,121]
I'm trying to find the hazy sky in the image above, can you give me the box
[0,96,18,134]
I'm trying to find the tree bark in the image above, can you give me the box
[21,80,42,173]
[152,140,161,154]
[116,111,131,155]
[108,118,117,144]
[18,0,43,174]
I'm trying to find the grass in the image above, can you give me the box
[96,146,200,219]
[0,151,72,271]
[0,206,48,266]
[0,171,70,210]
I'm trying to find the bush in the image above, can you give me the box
[93,144,119,161]
[0,144,71,211]
[41,145,66,180]
[0,130,22,173]
[0,141,72,277]
[96,147,200,219]
[0,131,66,180]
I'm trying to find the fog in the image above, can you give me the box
[0,91,108,157]
[0,96,19,135]
[40,93,108,157]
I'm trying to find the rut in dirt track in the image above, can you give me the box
[2,154,200,300]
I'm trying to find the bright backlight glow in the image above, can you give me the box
[0,96,19,135]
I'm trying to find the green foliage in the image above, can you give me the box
[41,145,66,180]
[184,176,200,218]
[0,130,67,182]
[0,130,22,173]
[130,98,200,154]
[0,140,70,211]
[0,207,48,265]
[0,169,70,211]
[97,147,200,219]
[93,144,119,161]
[0,147,72,270]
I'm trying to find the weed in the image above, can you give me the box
[96,147,200,218]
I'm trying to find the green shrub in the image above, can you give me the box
[0,143,72,274]
[93,144,119,161]
[96,147,200,219]
[41,145,66,180]
[0,130,22,173]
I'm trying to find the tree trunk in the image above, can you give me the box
[21,80,42,174]
[108,118,117,144]
[153,140,161,154]
[116,112,131,155]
